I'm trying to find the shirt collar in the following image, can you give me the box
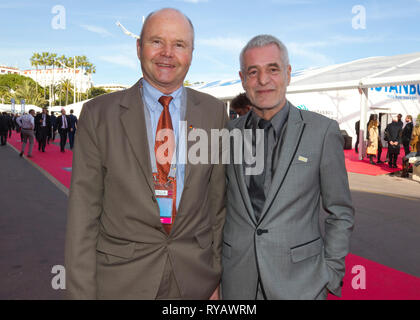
[246,100,290,139]
[142,78,183,112]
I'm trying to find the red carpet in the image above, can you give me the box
[8,131,72,188]
[7,131,420,300]
[344,148,404,176]
[328,253,420,300]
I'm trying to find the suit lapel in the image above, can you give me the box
[119,80,154,194]
[232,116,258,226]
[182,88,204,187]
[259,104,305,223]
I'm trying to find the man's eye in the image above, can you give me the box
[248,70,257,77]
[270,68,279,73]
[175,42,185,48]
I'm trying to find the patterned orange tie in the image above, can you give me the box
[155,96,175,183]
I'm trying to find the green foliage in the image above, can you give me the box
[0,74,38,91]
[88,87,108,99]
[12,79,46,106]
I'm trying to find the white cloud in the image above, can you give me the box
[80,24,113,37]
[99,55,138,70]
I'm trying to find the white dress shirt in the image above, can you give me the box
[16,114,34,130]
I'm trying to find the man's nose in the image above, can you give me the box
[257,70,270,86]
[161,43,174,57]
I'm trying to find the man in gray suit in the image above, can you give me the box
[221,35,355,300]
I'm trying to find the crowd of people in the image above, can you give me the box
[0,108,78,157]
[357,113,420,171]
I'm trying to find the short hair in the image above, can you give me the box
[28,109,35,114]
[70,109,74,114]
[231,93,252,110]
[407,115,412,121]
[240,34,289,73]
[139,8,195,49]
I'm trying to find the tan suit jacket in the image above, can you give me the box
[65,80,227,299]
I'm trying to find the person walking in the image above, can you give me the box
[34,108,51,152]
[48,111,57,144]
[56,109,70,152]
[68,109,78,150]
[0,112,10,146]
[16,110,36,158]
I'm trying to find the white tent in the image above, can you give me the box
[193,52,420,159]
[0,103,43,114]
[50,99,91,118]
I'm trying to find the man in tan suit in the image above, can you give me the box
[65,8,227,299]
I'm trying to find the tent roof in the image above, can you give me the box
[193,52,420,99]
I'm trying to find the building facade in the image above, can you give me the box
[22,68,92,93]
[0,65,21,75]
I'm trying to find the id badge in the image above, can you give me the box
[153,174,176,225]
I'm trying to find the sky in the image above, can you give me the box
[1,0,420,86]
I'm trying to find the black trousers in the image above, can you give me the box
[377,140,383,161]
[38,126,49,151]
[389,153,398,166]
[0,131,7,145]
[58,128,68,152]
[68,128,76,149]
[402,141,410,156]
[355,134,359,153]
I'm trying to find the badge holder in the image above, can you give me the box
[153,173,176,226]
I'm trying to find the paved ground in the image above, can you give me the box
[0,144,67,300]
[1,142,420,299]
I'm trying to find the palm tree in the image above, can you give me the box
[13,79,46,106]
[48,53,57,106]
[30,52,41,92]
[60,79,73,106]
[40,52,50,100]
[85,62,96,95]
[56,54,68,105]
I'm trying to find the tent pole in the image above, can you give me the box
[358,87,368,160]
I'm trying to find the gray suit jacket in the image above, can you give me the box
[65,80,227,299]
[222,102,355,299]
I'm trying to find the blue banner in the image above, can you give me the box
[20,99,25,114]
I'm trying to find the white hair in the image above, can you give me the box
[240,34,289,73]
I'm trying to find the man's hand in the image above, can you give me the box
[209,285,220,300]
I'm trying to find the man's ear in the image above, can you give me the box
[136,39,142,60]
[239,71,245,89]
